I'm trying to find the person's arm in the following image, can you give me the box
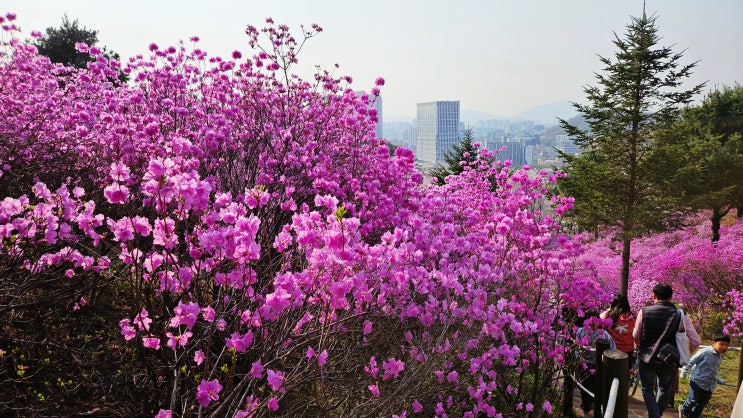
[605,330,616,350]
[632,308,643,343]
[680,347,705,378]
[684,315,701,353]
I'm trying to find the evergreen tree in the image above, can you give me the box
[33,15,127,82]
[429,128,479,185]
[557,10,703,295]
[655,84,743,242]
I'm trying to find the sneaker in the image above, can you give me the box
[679,405,688,418]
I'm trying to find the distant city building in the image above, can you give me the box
[525,145,535,165]
[374,95,383,138]
[383,121,416,152]
[499,141,527,166]
[355,91,383,138]
[555,134,580,155]
[416,100,460,163]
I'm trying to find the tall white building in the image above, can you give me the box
[355,91,383,139]
[416,101,460,163]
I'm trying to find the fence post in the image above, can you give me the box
[562,365,575,416]
[602,349,629,418]
[595,339,610,415]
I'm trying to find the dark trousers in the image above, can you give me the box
[638,359,676,418]
[680,380,713,418]
[579,366,596,412]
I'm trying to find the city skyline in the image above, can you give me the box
[4,0,742,119]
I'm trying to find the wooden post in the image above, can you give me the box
[602,349,629,418]
[595,339,611,416]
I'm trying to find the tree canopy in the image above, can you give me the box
[655,84,743,242]
[33,15,127,82]
[428,128,481,185]
[557,10,704,295]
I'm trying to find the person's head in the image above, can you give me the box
[608,294,632,322]
[582,310,600,329]
[652,283,673,302]
[710,332,731,354]
[610,294,631,312]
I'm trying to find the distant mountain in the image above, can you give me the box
[460,109,504,124]
[386,100,579,126]
[508,100,578,125]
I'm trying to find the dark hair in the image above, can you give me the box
[711,332,731,343]
[576,310,599,327]
[652,283,673,301]
[608,294,632,324]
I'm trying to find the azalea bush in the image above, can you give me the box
[0,11,605,417]
[578,212,743,337]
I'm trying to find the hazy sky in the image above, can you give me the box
[5,0,742,119]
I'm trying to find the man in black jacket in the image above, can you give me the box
[632,283,700,418]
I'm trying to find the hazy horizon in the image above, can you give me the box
[4,1,742,119]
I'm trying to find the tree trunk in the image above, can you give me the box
[711,207,727,243]
[620,236,631,296]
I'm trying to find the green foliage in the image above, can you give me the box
[429,128,480,185]
[556,11,704,295]
[33,15,128,83]
[654,84,743,242]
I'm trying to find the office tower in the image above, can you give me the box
[493,140,526,166]
[374,95,383,139]
[355,91,383,139]
[416,101,460,163]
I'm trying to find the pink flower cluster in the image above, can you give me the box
[0,12,603,417]
[579,211,743,332]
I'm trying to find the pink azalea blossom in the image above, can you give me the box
[194,350,205,365]
[154,409,172,418]
[412,400,423,413]
[267,397,279,411]
[142,337,160,350]
[266,369,285,392]
[317,350,328,366]
[103,183,129,204]
[249,360,264,378]
[196,378,222,407]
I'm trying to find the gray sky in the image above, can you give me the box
[5,0,742,119]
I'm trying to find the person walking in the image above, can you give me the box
[601,294,636,369]
[633,284,701,418]
[576,310,616,417]
[679,332,731,418]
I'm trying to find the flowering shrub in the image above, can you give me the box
[579,212,743,336]
[0,12,605,417]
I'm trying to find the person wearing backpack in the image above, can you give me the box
[633,284,701,418]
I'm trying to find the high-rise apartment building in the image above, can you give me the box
[416,101,460,163]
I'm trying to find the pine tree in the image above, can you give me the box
[655,84,743,242]
[557,10,703,295]
[33,15,127,83]
[429,128,480,185]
